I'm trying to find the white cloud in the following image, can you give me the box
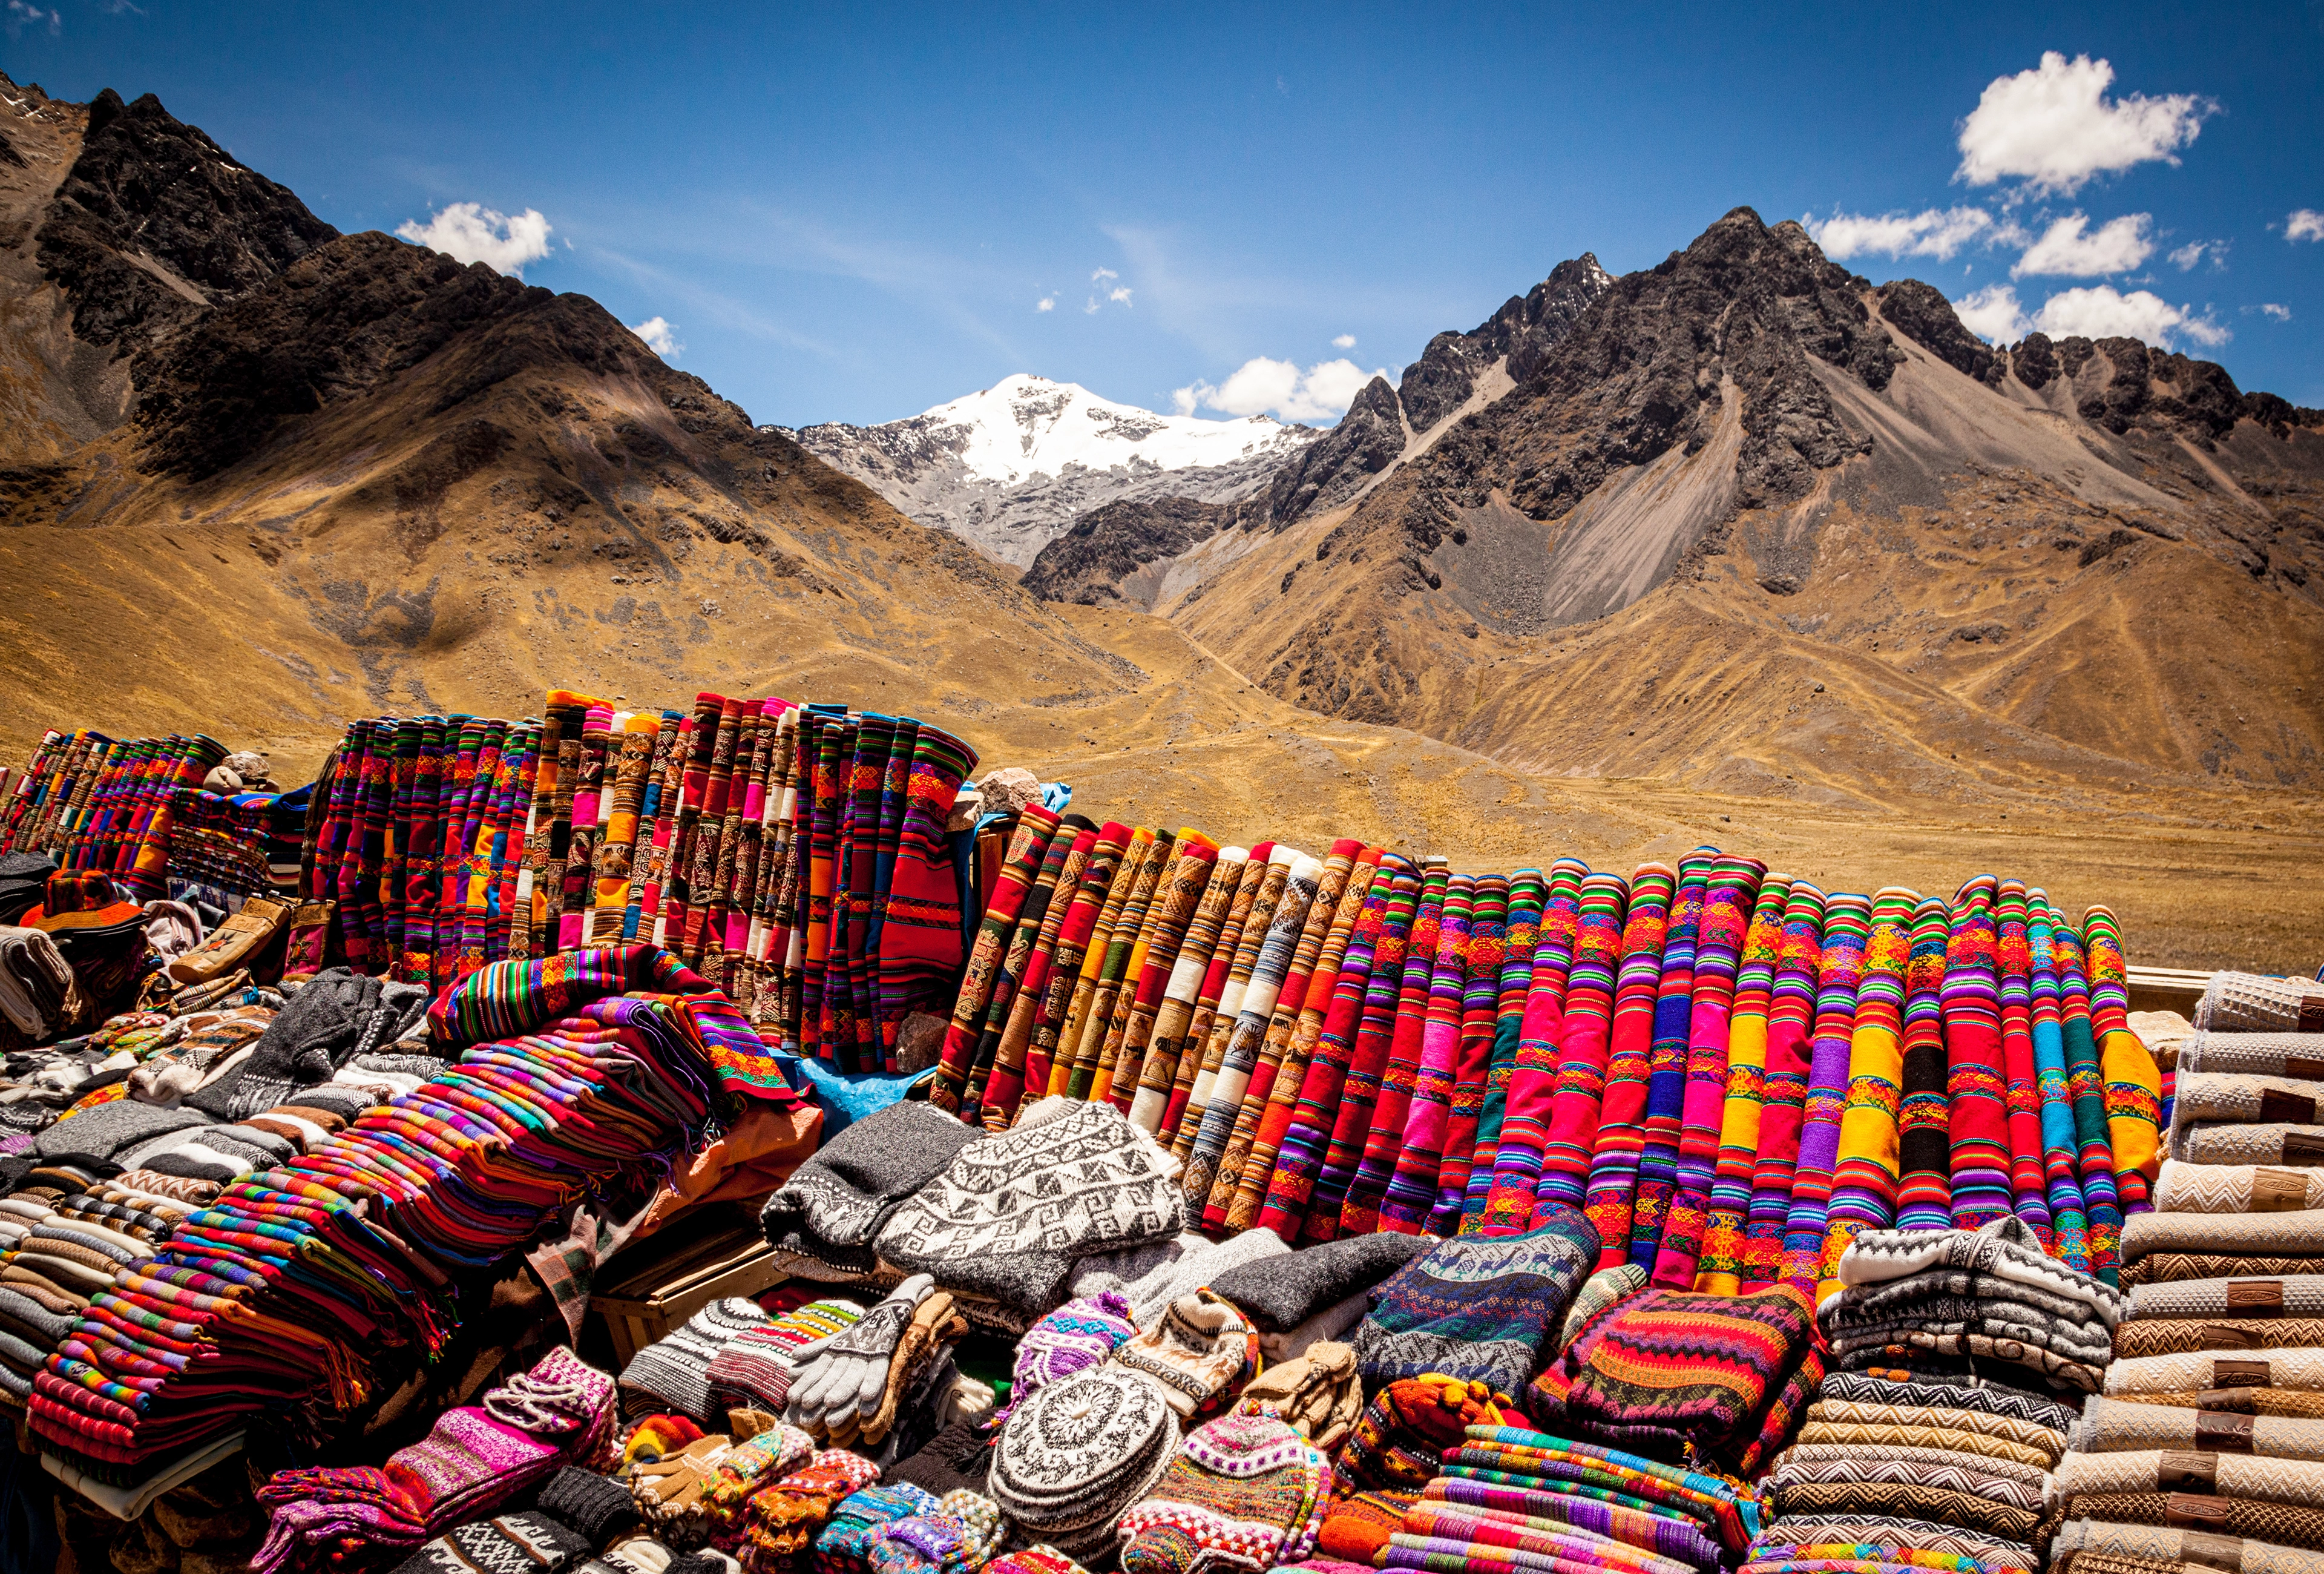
[2289,210,2324,243]
[1957,52,2212,197]
[1083,297,1101,315]
[1108,286,1133,307]
[1091,266,1118,283]
[2034,285,2227,348]
[1332,333,1356,349]
[395,202,553,276]
[1172,356,1387,423]
[2262,303,2292,321]
[1953,283,2031,344]
[1035,295,1055,312]
[4,1,61,34]
[2011,212,2154,277]
[628,316,680,358]
[2167,240,2220,271]
[1806,205,1994,260]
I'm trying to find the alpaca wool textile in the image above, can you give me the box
[1390,1501,1704,1574]
[1813,888,1919,1299]
[988,1365,1181,1559]
[2055,1452,2324,1509]
[1526,1282,1818,1468]
[1172,847,1293,1161]
[2125,1255,2324,1288]
[2072,1396,2324,1460]
[1336,1375,1518,1504]
[1836,1213,2129,1323]
[1486,860,1594,1234]
[1031,823,1132,1101]
[2153,1163,2324,1213]
[1765,1483,2041,1546]
[1382,866,1477,1234]
[1112,1289,1259,1420]
[1340,861,1449,1236]
[1782,892,1872,1288]
[1070,828,1175,1106]
[1800,1399,2065,1460]
[2113,1319,2324,1359]
[1646,855,1763,1288]
[2180,1035,2324,1076]
[2173,1126,2324,1168]
[2086,906,2162,1216]
[2198,976,2324,1035]
[1819,1366,2081,1432]
[929,806,1062,1110]
[1208,1230,1433,1332]
[1462,869,1546,1231]
[1117,835,1232,1131]
[988,818,1106,1123]
[1581,863,1677,1268]
[1149,849,1262,1146]
[968,816,1100,1125]
[1058,826,1158,1102]
[1694,874,1793,1293]
[2054,1520,2324,1574]
[1742,883,1828,1289]
[1183,849,1321,1210]
[998,1290,1138,1422]
[1443,1426,1764,1556]
[1622,854,1714,1273]
[877,1098,1185,1318]
[1236,1340,1362,1448]
[1115,1404,1333,1574]
[1767,1455,2047,1505]
[2123,1211,2324,1263]
[761,1102,983,1277]
[1354,1210,1598,1393]
[1432,875,1512,1232]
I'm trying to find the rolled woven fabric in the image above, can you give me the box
[2122,1208,2324,1262]
[1462,869,1546,1232]
[2115,1318,2324,1358]
[1623,852,1713,1273]
[1782,892,1871,1289]
[2055,1520,2324,1574]
[2057,1451,2324,1510]
[989,823,1103,1127]
[1115,834,1227,1125]
[2153,1161,2324,1212]
[1152,850,1263,1148]
[1696,875,1793,1292]
[1316,861,1431,1237]
[2109,1389,2324,1421]
[1940,877,2011,1228]
[1487,860,1595,1233]
[2054,905,2125,1282]
[1894,899,1955,1232]
[2030,895,2095,1272]
[2106,1348,2324,1394]
[2170,1072,2324,1126]
[2087,906,2163,1217]
[968,816,1098,1124]
[1065,828,1169,1102]
[1583,864,1678,1268]
[2072,1395,2324,1460]
[1089,829,1196,1108]
[1815,887,1919,1299]
[1049,824,1140,1098]
[1392,1507,1699,1574]
[1171,847,1287,1158]
[1741,883,1827,1288]
[1431,875,1511,1234]
[2198,975,2324,1035]
[1259,851,1411,1237]
[931,807,1062,1110]
[1183,849,1322,1211]
[1993,881,2052,1248]
[2173,1125,2324,1167]
[1651,855,1764,1288]
[2182,1035,2324,1076]
[1382,869,1477,1233]
[1226,846,1384,1232]
[1342,861,1448,1236]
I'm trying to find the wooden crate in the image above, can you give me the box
[2127,965,2211,1018]
[589,1223,789,1368]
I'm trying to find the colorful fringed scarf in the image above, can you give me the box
[1464,869,1546,1233]
[1740,882,1825,1289]
[1816,887,1917,1299]
[1583,865,1675,1266]
[1309,857,1428,1238]
[1993,880,2050,1248]
[2026,893,2093,1271]
[2086,905,2161,1218]
[1343,861,1450,1235]
[1174,847,1295,1162]
[1257,849,1410,1236]
[1942,876,2011,1227]
[1650,854,1763,1288]
[1892,898,1954,1231]
[1432,875,1510,1233]
[1779,892,1869,1288]
[1519,866,1621,1227]
[1624,853,1715,1271]
[1695,875,1791,1294]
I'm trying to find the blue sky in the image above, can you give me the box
[4,1,2319,426]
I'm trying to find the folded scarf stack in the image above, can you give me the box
[1315,1375,1517,1566]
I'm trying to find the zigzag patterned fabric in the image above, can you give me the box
[1624,854,1713,1273]
[1582,864,1676,1268]
[1742,884,1827,1289]
[1463,869,1548,1231]
[1781,892,1871,1288]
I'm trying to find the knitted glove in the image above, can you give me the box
[1235,1340,1362,1450]
[629,1434,733,1549]
[860,1291,968,1447]
[787,1274,934,1438]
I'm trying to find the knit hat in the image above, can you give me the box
[707,1299,864,1416]
[988,1366,1180,1558]
[761,1102,985,1275]
[815,1482,940,1574]
[1112,1291,1256,1420]
[865,1489,1005,1574]
[1117,1404,1333,1574]
[391,1512,596,1574]
[1529,1280,1818,1469]
[877,1098,1187,1319]
[983,1549,1090,1574]
[620,1299,771,1423]
[998,1292,1137,1423]
[1231,1342,1361,1450]
[537,1468,640,1545]
[623,1416,706,1466]
[1208,1231,1433,1332]
[1351,1207,1598,1394]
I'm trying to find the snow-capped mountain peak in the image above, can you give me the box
[906,374,1306,484]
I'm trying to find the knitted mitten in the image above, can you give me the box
[1233,1342,1361,1449]
[537,1467,642,1545]
[392,1512,594,1574]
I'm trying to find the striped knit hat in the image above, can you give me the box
[997,1291,1137,1423]
[619,1299,770,1423]
[1117,1404,1333,1574]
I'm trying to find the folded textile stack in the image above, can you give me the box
[1313,1375,1515,1566]
[25,947,793,1484]
[1762,1215,2121,1574]
[2051,999,2324,1568]
[297,691,979,1069]
[252,1343,616,1574]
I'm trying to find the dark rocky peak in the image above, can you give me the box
[2006,332,2314,446]
[1020,495,1224,604]
[1397,252,1613,433]
[0,123,23,171]
[1875,278,2001,386]
[1241,373,1405,530]
[135,230,556,479]
[38,84,340,349]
